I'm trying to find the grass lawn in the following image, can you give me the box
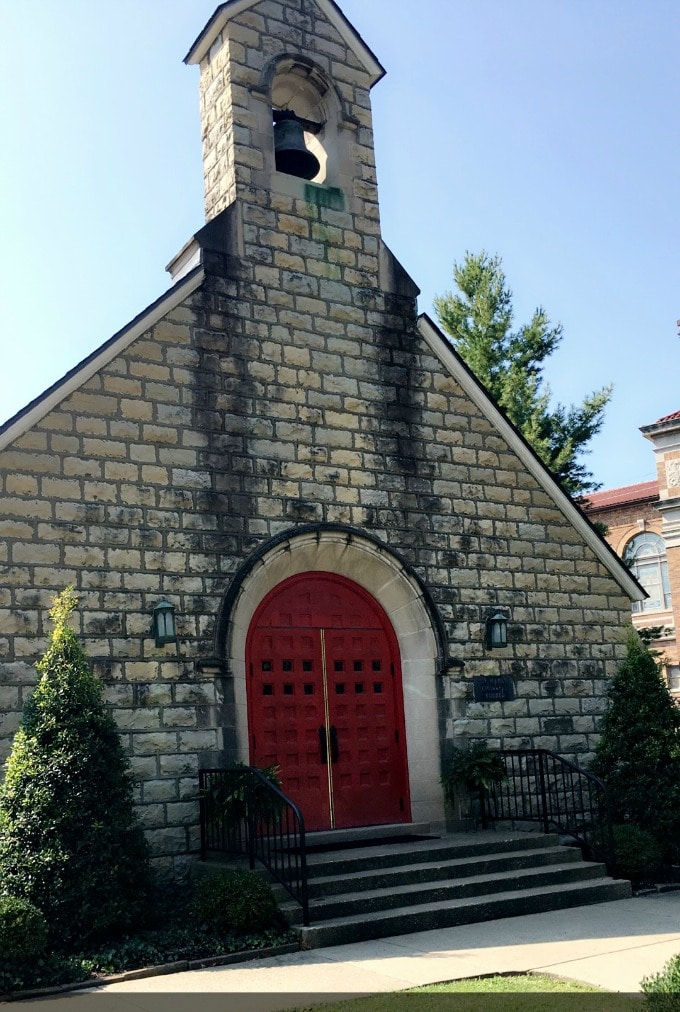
[293,974,643,1011]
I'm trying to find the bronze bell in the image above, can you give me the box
[274,112,320,181]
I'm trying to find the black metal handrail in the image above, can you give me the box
[199,767,309,926]
[488,749,615,873]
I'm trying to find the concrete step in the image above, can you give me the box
[302,830,563,878]
[284,859,610,924]
[304,822,433,850]
[298,877,633,948]
[303,844,581,897]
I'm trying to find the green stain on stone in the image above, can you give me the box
[304,184,345,210]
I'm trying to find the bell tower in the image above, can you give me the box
[173,0,424,817]
[184,0,386,237]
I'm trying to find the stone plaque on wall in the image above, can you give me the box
[473,676,516,703]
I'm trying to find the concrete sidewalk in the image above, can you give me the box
[24,893,680,1009]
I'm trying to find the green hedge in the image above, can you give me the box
[191,870,285,936]
[0,896,47,960]
[611,824,663,882]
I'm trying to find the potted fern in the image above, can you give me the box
[202,762,283,838]
[441,742,507,829]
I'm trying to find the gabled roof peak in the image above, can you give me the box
[184,0,385,85]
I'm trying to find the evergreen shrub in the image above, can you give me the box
[191,870,284,936]
[591,630,680,862]
[0,589,152,947]
[610,824,663,883]
[0,896,47,960]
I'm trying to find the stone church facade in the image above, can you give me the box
[0,0,641,876]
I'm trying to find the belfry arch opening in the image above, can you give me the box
[269,57,345,187]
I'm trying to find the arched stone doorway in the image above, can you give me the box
[246,572,410,831]
[219,526,447,830]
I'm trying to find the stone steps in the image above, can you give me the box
[297,877,632,949]
[276,827,631,949]
[290,861,613,924]
[300,826,556,877]
[305,846,582,897]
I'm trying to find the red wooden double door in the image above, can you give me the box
[246,573,411,831]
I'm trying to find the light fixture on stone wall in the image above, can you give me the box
[444,657,466,672]
[485,612,508,649]
[152,601,177,647]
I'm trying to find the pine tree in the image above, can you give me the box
[0,588,151,946]
[434,251,612,495]
[591,630,680,858]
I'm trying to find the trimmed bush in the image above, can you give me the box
[191,870,284,936]
[591,631,680,862]
[611,824,663,883]
[642,953,680,1009]
[0,896,47,960]
[0,589,152,947]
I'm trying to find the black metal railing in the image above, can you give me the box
[488,749,615,872]
[199,767,309,926]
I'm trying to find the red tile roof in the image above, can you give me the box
[583,480,659,511]
[654,410,680,425]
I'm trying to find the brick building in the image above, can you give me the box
[0,0,641,876]
[584,410,680,693]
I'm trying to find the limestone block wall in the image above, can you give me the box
[0,224,631,872]
[0,304,221,874]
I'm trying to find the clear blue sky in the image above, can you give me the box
[1,0,678,491]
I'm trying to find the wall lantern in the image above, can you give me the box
[444,657,466,673]
[485,612,508,650]
[152,601,177,647]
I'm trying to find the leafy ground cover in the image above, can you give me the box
[0,880,295,996]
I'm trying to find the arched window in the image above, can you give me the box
[625,532,672,614]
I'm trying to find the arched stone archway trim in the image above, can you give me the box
[221,526,447,828]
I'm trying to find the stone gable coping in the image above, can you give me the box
[417,313,645,605]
